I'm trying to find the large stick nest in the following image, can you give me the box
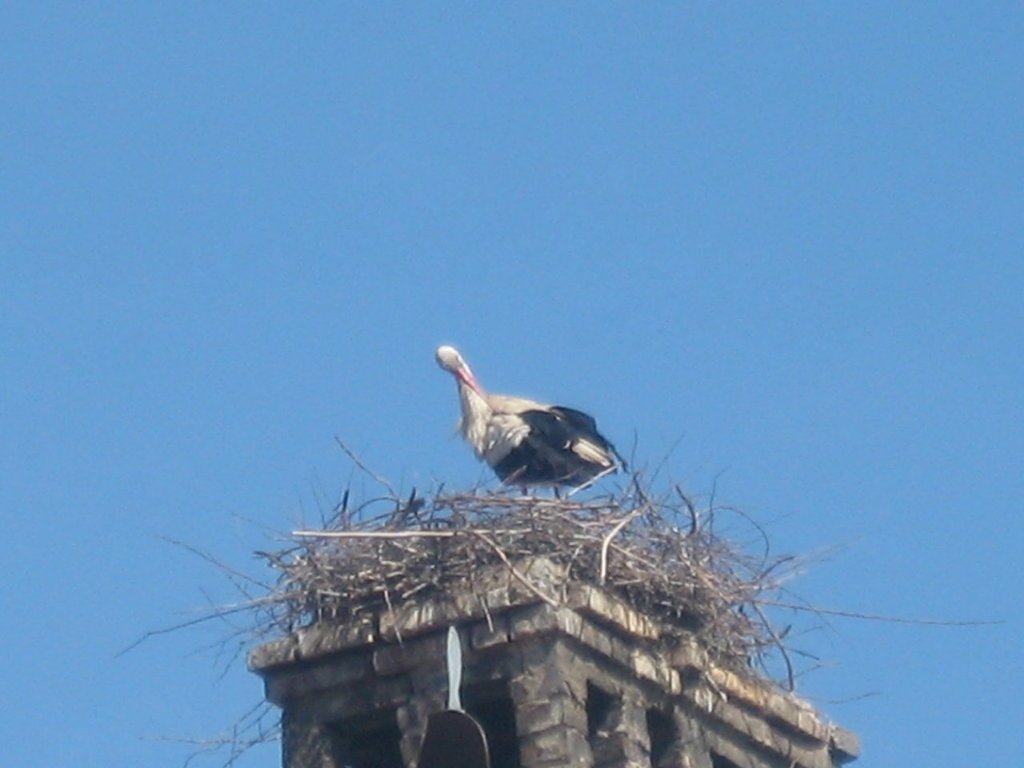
[259,475,800,676]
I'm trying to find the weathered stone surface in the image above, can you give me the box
[590,731,630,767]
[252,575,857,768]
[249,616,376,672]
[829,725,861,764]
[704,665,829,744]
[515,692,587,736]
[509,603,561,639]
[668,637,708,672]
[373,633,444,676]
[668,710,715,768]
[567,584,661,641]
[530,758,591,768]
[265,652,372,706]
[519,725,591,768]
[566,617,681,694]
[589,693,650,768]
[396,693,443,768]
[289,674,412,724]
[249,635,299,671]
[510,647,572,702]
[703,730,780,768]
[510,557,566,600]
[573,616,616,657]
[471,615,510,649]
[281,713,340,768]
[510,603,586,641]
[379,599,448,641]
[629,646,680,693]
[691,689,834,768]
[298,620,375,660]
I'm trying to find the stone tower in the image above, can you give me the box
[250,556,858,768]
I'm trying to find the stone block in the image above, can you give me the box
[252,572,858,768]
[510,557,565,601]
[281,715,340,768]
[704,732,776,768]
[668,710,715,768]
[510,660,569,702]
[291,675,412,725]
[702,694,833,768]
[373,633,444,676]
[380,599,446,640]
[668,638,708,672]
[519,725,591,767]
[830,726,861,763]
[400,731,422,767]
[567,584,661,641]
[704,665,829,745]
[514,693,587,736]
[509,603,574,640]
[591,731,629,765]
[249,635,299,671]
[265,652,372,705]
[615,694,650,742]
[471,615,511,649]
[295,617,376,661]
[575,617,617,658]
[530,757,591,768]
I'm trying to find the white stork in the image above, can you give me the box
[435,345,623,488]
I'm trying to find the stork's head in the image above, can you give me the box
[435,345,483,394]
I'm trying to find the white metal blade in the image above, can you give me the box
[446,625,462,711]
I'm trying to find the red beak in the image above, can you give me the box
[457,366,483,395]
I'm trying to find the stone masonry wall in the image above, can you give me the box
[250,558,858,768]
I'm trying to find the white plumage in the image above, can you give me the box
[435,345,622,487]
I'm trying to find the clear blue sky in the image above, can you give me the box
[2,4,1021,766]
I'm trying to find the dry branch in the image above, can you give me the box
[251,478,789,672]
[140,444,998,768]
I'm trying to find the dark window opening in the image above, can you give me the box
[330,709,404,768]
[464,680,521,768]
[587,681,623,766]
[645,708,676,767]
[710,751,743,768]
[586,681,617,739]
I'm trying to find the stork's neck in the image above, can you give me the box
[457,382,492,458]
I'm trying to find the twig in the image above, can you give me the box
[140,458,999,768]
[599,506,646,584]
[292,528,530,539]
[750,601,795,691]
[566,464,617,497]
[759,600,1002,626]
[468,530,560,609]
[116,596,281,657]
[334,436,398,497]
[159,536,273,592]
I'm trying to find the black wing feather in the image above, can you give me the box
[491,407,620,486]
[551,406,626,468]
[548,406,599,434]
